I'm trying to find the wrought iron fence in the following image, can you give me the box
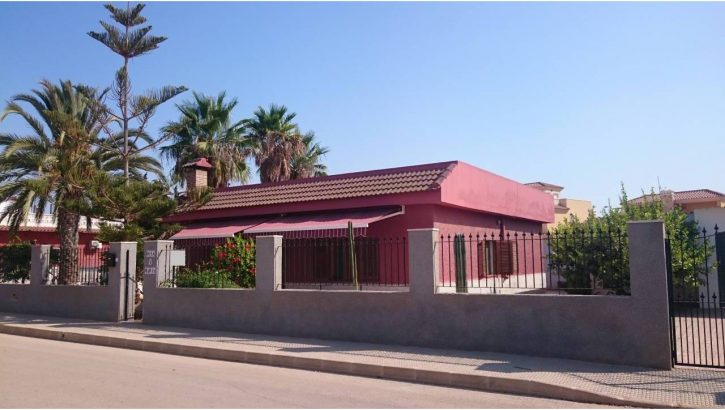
[439,229,630,295]
[668,225,725,368]
[282,236,408,289]
[0,243,31,284]
[46,246,111,286]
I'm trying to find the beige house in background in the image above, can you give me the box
[525,182,593,230]
[628,189,725,213]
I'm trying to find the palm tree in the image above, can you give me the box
[160,92,250,188]
[244,104,307,183]
[291,133,329,179]
[0,80,104,283]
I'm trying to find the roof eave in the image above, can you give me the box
[164,189,442,223]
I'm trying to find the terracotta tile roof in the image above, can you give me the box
[629,189,725,204]
[183,157,213,169]
[672,189,725,201]
[195,161,458,211]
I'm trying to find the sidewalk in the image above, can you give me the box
[1,313,723,408]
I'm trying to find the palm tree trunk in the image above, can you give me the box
[57,207,80,285]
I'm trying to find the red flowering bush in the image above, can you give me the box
[210,236,256,288]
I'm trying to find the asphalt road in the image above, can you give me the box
[0,333,614,408]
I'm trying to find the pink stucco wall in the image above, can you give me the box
[364,204,547,286]
[440,162,554,224]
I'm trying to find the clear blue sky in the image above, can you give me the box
[1,2,724,212]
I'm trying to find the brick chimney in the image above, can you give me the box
[182,157,213,190]
[659,189,675,212]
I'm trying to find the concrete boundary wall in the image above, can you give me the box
[0,242,137,322]
[143,221,671,369]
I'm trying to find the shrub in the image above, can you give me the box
[166,264,240,288]
[210,236,256,288]
[0,243,32,283]
[550,185,712,295]
[164,236,256,289]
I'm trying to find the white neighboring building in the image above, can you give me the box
[630,189,725,305]
[0,201,112,245]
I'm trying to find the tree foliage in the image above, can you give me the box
[163,236,255,289]
[244,104,308,183]
[291,133,329,179]
[88,2,187,183]
[0,243,31,283]
[160,92,250,188]
[552,184,712,295]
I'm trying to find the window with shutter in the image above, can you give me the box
[477,241,486,277]
[477,240,495,278]
[493,240,517,276]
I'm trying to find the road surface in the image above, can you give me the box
[0,334,614,408]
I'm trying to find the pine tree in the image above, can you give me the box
[88,2,186,184]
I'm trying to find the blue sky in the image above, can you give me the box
[1,2,724,211]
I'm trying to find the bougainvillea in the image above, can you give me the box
[209,235,256,288]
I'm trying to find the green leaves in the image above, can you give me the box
[161,91,250,188]
[89,2,186,190]
[0,80,102,235]
[89,4,166,59]
[130,86,189,122]
[553,185,713,294]
[291,132,330,179]
[104,3,147,27]
[245,104,311,183]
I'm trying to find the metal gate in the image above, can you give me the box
[667,226,725,368]
[122,249,131,321]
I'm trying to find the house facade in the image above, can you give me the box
[630,189,725,304]
[0,202,102,246]
[525,181,592,230]
[166,160,554,289]
[167,160,554,242]
[629,189,725,214]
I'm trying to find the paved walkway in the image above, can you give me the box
[1,313,724,408]
[0,333,613,408]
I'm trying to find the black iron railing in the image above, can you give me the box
[439,230,630,295]
[282,236,408,289]
[46,246,111,286]
[668,225,725,368]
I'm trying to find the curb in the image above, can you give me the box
[0,323,684,408]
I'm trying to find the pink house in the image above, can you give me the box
[168,160,553,238]
[166,160,554,287]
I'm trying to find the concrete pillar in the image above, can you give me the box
[628,221,668,298]
[256,236,282,292]
[143,240,174,289]
[108,242,137,321]
[408,228,439,297]
[30,245,50,286]
[627,220,672,368]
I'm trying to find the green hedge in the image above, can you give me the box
[0,243,31,283]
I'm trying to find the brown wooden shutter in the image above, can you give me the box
[477,241,486,278]
[494,240,515,276]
